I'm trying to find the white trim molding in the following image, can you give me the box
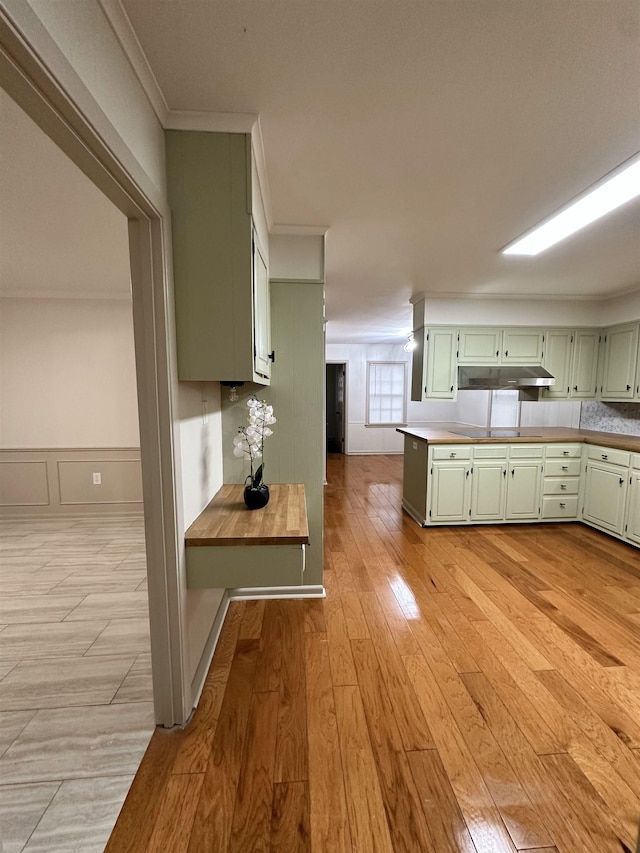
[229,585,326,601]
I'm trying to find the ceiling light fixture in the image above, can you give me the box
[404,332,418,352]
[502,153,640,256]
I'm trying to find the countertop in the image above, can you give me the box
[185,483,309,547]
[397,424,640,453]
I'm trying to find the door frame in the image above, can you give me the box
[325,360,348,458]
[0,6,186,726]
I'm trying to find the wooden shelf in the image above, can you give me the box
[185,483,309,547]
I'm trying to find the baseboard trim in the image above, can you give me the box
[402,499,427,526]
[189,591,231,712]
[229,584,326,600]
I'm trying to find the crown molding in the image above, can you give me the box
[164,110,258,133]
[97,0,169,124]
[270,224,329,236]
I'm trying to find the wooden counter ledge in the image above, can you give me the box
[185,483,309,547]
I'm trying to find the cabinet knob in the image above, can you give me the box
[601,454,608,460]
[560,484,567,489]
[561,465,569,471]
[559,503,566,508]
[450,452,457,457]
[562,450,570,456]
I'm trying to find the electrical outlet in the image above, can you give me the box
[92,472,102,485]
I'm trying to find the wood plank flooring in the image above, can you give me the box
[107,454,640,852]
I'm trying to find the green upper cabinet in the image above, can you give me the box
[571,329,601,398]
[599,322,639,400]
[502,329,544,364]
[165,130,271,383]
[425,327,457,399]
[542,329,573,398]
[458,328,501,364]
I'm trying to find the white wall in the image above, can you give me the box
[0,298,140,447]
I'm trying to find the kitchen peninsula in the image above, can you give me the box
[398,425,640,549]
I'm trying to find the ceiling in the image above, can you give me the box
[2,2,638,344]
[121,0,640,343]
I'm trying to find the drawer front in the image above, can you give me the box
[509,444,544,459]
[542,496,579,519]
[432,445,472,460]
[473,445,508,459]
[543,478,580,496]
[586,445,630,468]
[545,458,582,477]
[632,453,640,470]
[545,444,583,458]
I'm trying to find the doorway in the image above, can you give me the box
[326,362,346,453]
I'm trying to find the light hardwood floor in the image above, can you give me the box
[0,516,153,852]
[108,453,640,853]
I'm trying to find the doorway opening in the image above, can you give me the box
[326,362,346,453]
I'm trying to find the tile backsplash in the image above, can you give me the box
[579,401,640,436]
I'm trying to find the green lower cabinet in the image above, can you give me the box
[429,461,471,522]
[583,463,628,534]
[625,470,640,545]
[187,544,305,589]
[470,460,507,521]
[505,462,542,520]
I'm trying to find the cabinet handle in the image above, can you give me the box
[503,468,507,477]
[511,468,515,477]
[560,484,567,490]
[562,450,570,456]
[627,384,632,391]
[561,465,569,471]
[505,350,509,357]
[559,502,566,508]
[466,469,470,478]
[450,385,454,392]
[450,452,457,457]
[601,454,608,460]
[268,350,275,362]
[496,349,499,357]
[573,385,578,391]
[620,477,624,485]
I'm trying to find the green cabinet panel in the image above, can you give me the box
[571,329,601,398]
[458,328,501,364]
[505,462,541,519]
[402,435,429,524]
[626,470,640,545]
[600,323,639,400]
[165,130,270,383]
[187,544,305,588]
[583,462,628,534]
[425,328,457,399]
[410,326,427,402]
[471,459,507,521]
[502,329,544,364]
[542,329,572,398]
[429,460,470,522]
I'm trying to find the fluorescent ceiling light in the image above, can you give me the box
[502,153,640,256]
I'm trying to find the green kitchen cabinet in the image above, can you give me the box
[165,130,271,383]
[502,329,544,364]
[428,446,471,522]
[625,462,640,546]
[458,328,501,364]
[425,327,457,399]
[583,461,628,534]
[505,447,543,519]
[470,457,507,521]
[599,323,638,400]
[542,329,573,398]
[570,329,601,398]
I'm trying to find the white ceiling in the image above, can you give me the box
[121,0,640,343]
[0,88,131,300]
[2,2,638,345]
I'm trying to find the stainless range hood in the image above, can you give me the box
[458,365,555,400]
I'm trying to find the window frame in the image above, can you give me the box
[365,360,408,427]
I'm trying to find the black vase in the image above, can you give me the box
[243,483,270,510]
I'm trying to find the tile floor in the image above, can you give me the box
[0,516,154,852]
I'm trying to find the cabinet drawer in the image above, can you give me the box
[631,453,640,470]
[545,444,582,458]
[473,445,508,459]
[509,445,544,459]
[545,458,582,477]
[586,446,630,468]
[432,445,471,460]
[542,496,579,519]
[543,478,580,496]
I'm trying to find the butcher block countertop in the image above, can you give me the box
[185,483,309,547]
[397,425,640,454]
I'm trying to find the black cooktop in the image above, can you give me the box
[448,429,542,438]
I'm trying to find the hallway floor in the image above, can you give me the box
[0,516,153,852]
[109,453,640,852]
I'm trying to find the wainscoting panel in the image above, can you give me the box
[0,449,142,517]
[0,461,49,506]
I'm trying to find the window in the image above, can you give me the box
[366,362,407,426]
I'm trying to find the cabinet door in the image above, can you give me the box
[410,326,427,402]
[571,329,600,398]
[471,460,507,521]
[635,348,640,399]
[600,323,639,400]
[502,329,544,364]
[429,461,470,522]
[458,329,501,364]
[542,329,572,398]
[583,463,628,534]
[505,462,541,519]
[625,471,640,545]
[253,239,271,378]
[425,328,457,399]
